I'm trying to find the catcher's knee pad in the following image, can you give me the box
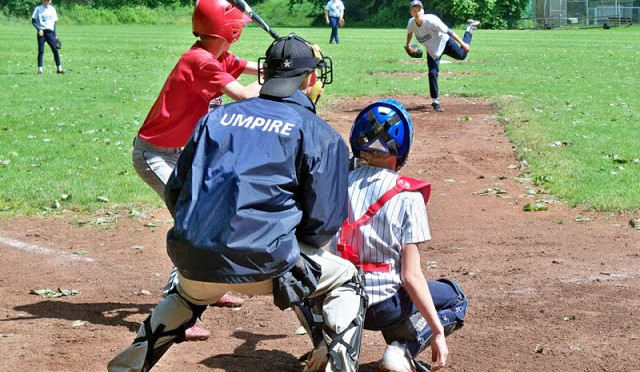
[107,288,207,372]
[381,279,468,358]
[321,270,368,372]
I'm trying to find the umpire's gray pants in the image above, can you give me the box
[107,243,360,372]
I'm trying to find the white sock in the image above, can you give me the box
[57,65,63,71]
[38,67,43,72]
[466,25,473,32]
[433,99,439,104]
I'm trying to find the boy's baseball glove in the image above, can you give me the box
[339,18,345,27]
[404,43,422,58]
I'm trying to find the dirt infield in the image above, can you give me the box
[1,96,639,372]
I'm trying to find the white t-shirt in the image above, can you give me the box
[32,4,58,32]
[331,164,431,305]
[407,14,449,59]
[325,0,345,18]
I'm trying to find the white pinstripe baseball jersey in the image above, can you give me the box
[407,14,449,59]
[331,164,431,305]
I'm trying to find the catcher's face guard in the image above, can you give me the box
[258,34,333,87]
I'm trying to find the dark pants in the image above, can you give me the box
[37,29,61,68]
[427,31,472,99]
[329,16,340,44]
[364,280,458,330]
[364,279,467,357]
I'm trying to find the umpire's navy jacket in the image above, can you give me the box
[165,90,349,283]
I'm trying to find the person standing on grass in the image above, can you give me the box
[131,0,262,342]
[406,0,480,112]
[32,0,65,75]
[324,0,345,44]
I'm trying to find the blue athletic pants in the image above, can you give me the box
[329,16,340,44]
[37,29,61,68]
[427,31,473,99]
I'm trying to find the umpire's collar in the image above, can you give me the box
[260,89,316,114]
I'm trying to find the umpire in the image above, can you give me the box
[108,34,367,372]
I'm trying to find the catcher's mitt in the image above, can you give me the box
[404,43,423,58]
[339,18,345,27]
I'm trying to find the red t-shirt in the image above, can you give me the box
[138,41,248,148]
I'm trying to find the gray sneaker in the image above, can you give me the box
[431,102,444,112]
[467,19,481,27]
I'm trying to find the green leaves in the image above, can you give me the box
[523,202,548,212]
[30,288,80,298]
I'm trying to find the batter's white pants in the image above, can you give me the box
[131,136,181,201]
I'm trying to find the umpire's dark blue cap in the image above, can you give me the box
[410,0,423,8]
[261,34,320,98]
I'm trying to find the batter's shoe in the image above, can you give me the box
[212,293,244,308]
[431,102,444,112]
[185,325,211,341]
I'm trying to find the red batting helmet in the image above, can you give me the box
[192,0,250,44]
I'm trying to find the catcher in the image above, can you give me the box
[405,0,480,112]
[108,33,367,372]
[300,99,467,372]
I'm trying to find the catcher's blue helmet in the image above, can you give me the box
[350,98,413,169]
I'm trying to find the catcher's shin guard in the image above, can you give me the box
[107,289,207,372]
[322,270,368,372]
[381,279,467,358]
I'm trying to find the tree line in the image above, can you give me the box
[2,0,530,29]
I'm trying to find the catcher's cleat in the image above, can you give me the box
[379,342,422,372]
[211,293,244,308]
[431,102,444,112]
[184,325,211,341]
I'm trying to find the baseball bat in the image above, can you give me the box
[228,0,281,40]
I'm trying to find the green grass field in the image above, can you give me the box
[0,24,638,214]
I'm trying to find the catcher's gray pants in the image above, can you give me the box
[107,243,362,372]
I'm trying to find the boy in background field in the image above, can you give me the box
[32,0,64,74]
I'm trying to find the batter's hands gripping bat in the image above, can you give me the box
[228,0,280,40]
